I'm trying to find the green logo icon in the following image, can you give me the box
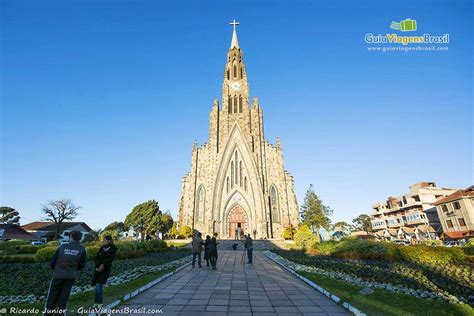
[390,19,417,32]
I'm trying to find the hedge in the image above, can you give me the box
[312,238,466,265]
[35,247,57,262]
[17,245,40,254]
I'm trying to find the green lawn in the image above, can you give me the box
[1,268,174,316]
[299,271,474,316]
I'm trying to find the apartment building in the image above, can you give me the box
[434,186,474,240]
[371,182,457,241]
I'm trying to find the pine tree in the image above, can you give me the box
[300,184,333,232]
[0,207,20,225]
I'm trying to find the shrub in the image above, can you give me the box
[294,225,319,248]
[35,247,57,262]
[180,226,193,238]
[282,224,297,240]
[85,246,101,260]
[419,240,443,246]
[17,245,40,254]
[0,240,30,254]
[0,255,36,263]
[462,246,474,256]
[46,241,60,247]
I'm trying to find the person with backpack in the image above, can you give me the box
[44,230,87,316]
[91,235,117,308]
[191,232,204,268]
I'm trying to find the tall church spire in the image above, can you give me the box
[230,19,240,49]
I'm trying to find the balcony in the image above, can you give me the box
[405,212,429,225]
[371,220,387,231]
[387,217,405,228]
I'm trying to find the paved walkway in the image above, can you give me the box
[121,250,349,315]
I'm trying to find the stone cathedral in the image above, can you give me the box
[177,22,299,239]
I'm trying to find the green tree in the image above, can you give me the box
[332,221,353,231]
[282,224,297,240]
[352,214,373,232]
[169,222,179,239]
[41,200,80,240]
[180,225,193,238]
[0,206,20,225]
[124,200,162,242]
[160,212,174,239]
[82,229,101,243]
[103,221,125,233]
[300,184,333,233]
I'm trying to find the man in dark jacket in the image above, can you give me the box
[44,230,86,316]
[91,235,117,307]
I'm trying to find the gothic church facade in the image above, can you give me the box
[177,23,299,239]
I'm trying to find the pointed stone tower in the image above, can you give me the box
[177,21,299,239]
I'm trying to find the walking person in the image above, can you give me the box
[203,235,211,268]
[91,235,117,308]
[244,234,253,264]
[44,231,87,316]
[191,232,203,268]
[253,228,257,240]
[209,233,219,270]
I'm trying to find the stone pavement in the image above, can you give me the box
[120,250,350,315]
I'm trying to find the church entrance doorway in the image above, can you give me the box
[228,205,247,239]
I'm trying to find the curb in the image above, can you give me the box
[264,252,366,316]
[88,260,190,316]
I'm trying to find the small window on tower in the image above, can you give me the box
[234,96,237,113]
[228,97,232,113]
[233,65,237,78]
[240,67,243,79]
[239,96,242,113]
[227,69,230,80]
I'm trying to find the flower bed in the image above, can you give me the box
[267,250,474,305]
[0,249,191,305]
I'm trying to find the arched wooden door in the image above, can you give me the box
[228,205,247,239]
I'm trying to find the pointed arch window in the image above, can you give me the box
[227,69,230,80]
[244,177,248,192]
[233,65,237,78]
[231,162,234,188]
[235,152,238,184]
[239,96,243,113]
[233,96,237,113]
[226,177,230,193]
[228,96,232,114]
[270,185,280,223]
[197,186,205,222]
[240,67,243,79]
[239,161,243,186]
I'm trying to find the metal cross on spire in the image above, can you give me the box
[229,19,240,31]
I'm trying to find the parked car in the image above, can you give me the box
[31,241,45,245]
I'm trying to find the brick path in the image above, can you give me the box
[120,250,350,315]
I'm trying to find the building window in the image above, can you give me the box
[441,204,449,212]
[235,152,238,184]
[231,162,234,188]
[239,161,242,186]
[413,195,420,202]
[453,201,461,210]
[240,67,243,79]
[233,65,237,78]
[270,185,280,223]
[458,218,466,227]
[403,197,407,204]
[196,186,205,222]
[446,220,454,228]
[227,69,230,80]
[233,96,237,113]
[239,96,243,113]
[228,96,232,113]
[244,177,247,192]
[226,177,230,193]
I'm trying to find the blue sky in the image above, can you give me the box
[1,0,472,229]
